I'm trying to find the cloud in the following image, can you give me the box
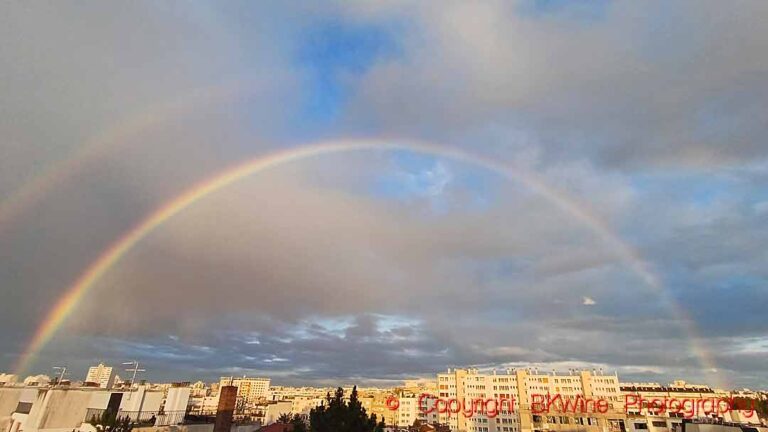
[342,0,768,168]
[0,1,766,390]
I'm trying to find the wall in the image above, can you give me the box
[165,388,192,413]
[263,402,292,426]
[0,389,26,417]
[27,389,94,432]
[121,387,163,412]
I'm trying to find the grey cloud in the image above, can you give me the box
[342,0,768,167]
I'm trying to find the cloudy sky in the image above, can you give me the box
[1,1,767,389]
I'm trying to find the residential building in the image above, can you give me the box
[219,376,271,407]
[436,367,626,432]
[0,374,17,386]
[85,363,115,389]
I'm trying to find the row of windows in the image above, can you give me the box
[533,415,599,426]
[593,387,619,393]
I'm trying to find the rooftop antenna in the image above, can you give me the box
[52,366,67,387]
[122,360,145,400]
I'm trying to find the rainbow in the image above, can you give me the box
[13,139,723,387]
[0,78,254,236]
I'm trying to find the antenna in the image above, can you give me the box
[52,366,67,387]
[122,360,146,400]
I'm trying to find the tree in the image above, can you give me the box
[290,414,308,432]
[89,411,133,432]
[432,423,451,432]
[277,413,293,424]
[732,397,768,419]
[309,386,385,432]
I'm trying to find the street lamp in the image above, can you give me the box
[52,366,67,387]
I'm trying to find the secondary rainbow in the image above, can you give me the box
[14,139,722,386]
[0,78,255,236]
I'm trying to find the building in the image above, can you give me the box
[21,376,50,387]
[85,363,115,389]
[214,385,238,432]
[620,381,762,428]
[436,368,625,432]
[389,390,439,428]
[263,401,293,425]
[432,368,768,432]
[219,377,271,408]
[0,374,17,386]
[288,396,324,418]
[681,419,768,432]
[0,385,166,432]
[163,383,192,415]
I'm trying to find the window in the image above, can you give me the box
[15,402,32,414]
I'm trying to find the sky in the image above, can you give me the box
[0,1,767,389]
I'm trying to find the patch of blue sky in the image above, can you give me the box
[375,314,420,333]
[370,149,501,212]
[294,19,403,129]
[629,172,746,208]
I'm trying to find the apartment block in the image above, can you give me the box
[84,363,115,389]
[436,368,626,432]
[218,376,271,407]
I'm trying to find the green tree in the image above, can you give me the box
[89,411,133,432]
[732,397,768,419]
[290,414,308,432]
[309,386,385,432]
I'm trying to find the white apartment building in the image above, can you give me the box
[219,376,271,406]
[263,401,293,425]
[85,363,115,389]
[392,391,440,428]
[620,381,762,428]
[289,396,325,418]
[436,368,624,432]
[437,368,519,432]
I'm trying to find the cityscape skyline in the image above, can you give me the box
[3,361,765,392]
[3,363,765,432]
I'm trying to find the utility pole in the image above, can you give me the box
[122,361,146,400]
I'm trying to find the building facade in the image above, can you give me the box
[436,368,625,432]
[84,364,115,389]
[218,376,271,407]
